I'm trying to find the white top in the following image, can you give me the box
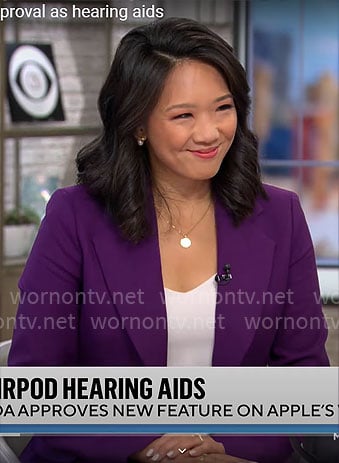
[165,275,217,366]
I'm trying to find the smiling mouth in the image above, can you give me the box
[189,146,219,158]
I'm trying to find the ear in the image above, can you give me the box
[135,127,146,138]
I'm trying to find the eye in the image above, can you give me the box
[217,104,234,111]
[173,113,192,119]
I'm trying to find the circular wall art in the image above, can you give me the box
[6,44,65,122]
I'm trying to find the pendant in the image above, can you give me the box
[180,236,192,248]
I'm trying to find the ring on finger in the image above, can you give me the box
[192,434,204,442]
[178,447,187,454]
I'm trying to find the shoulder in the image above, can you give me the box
[47,184,101,207]
[42,184,114,239]
[252,183,310,242]
[262,182,299,204]
[45,184,105,218]
[256,183,301,220]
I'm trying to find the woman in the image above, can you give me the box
[9,17,329,463]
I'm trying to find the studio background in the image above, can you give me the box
[0,0,338,364]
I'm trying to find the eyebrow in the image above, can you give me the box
[165,93,233,112]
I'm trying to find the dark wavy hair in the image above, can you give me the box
[76,17,267,243]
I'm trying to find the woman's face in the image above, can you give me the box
[143,60,237,184]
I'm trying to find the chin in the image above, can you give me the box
[187,169,220,181]
[198,165,223,179]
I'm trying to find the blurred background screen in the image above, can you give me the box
[248,0,339,299]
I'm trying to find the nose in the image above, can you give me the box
[192,114,219,145]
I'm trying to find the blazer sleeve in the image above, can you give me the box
[268,193,329,366]
[8,189,83,366]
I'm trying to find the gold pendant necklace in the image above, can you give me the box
[166,201,212,248]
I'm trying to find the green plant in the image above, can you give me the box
[4,207,40,226]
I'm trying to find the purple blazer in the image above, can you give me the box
[8,184,329,463]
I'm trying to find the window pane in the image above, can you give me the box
[249,0,339,282]
[250,0,301,161]
[4,135,93,214]
[299,167,339,264]
[250,0,339,164]
[261,166,339,264]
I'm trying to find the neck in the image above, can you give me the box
[153,176,212,209]
[152,177,214,239]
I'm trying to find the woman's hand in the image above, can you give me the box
[129,434,224,461]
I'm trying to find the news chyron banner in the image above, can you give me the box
[0,367,338,435]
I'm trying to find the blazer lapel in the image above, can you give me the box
[92,201,167,366]
[212,198,276,365]
[92,194,276,367]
